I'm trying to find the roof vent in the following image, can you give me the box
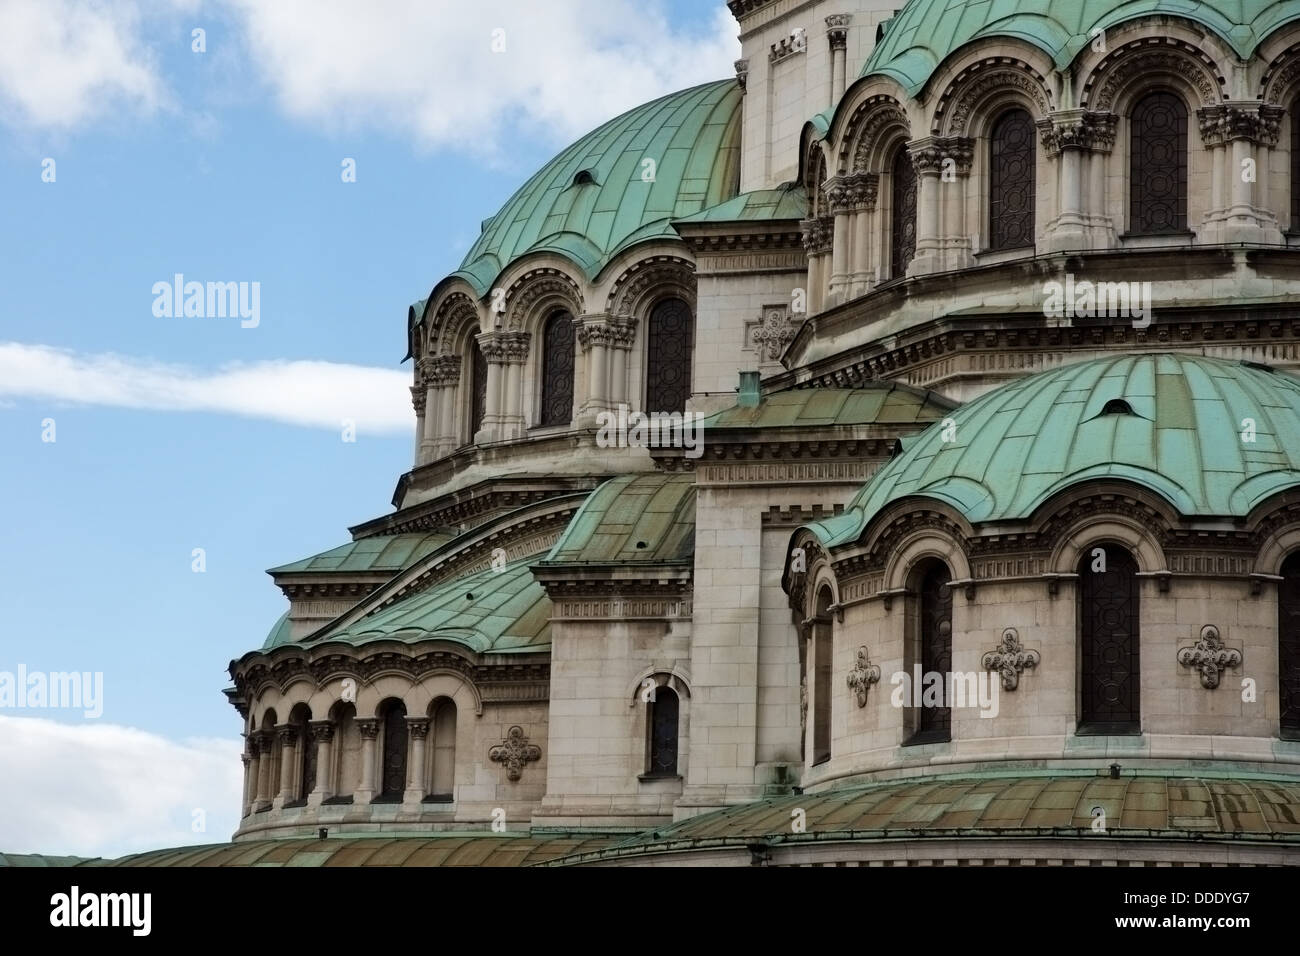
[572,169,597,186]
[738,370,761,408]
[465,592,475,601]
[636,540,648,550]
[1100,399,1134,416]
[1242,360,1275,373]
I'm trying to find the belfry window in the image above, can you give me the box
[646,685,680,776]
[540,311,575,426]
[989,108,1036,250]
[1078,545,1141,733]
[645,297,692,415]
[890,146,917,278]
[1278,553,1300,737]
[377,699,408,801]
[1129,92,1188,235]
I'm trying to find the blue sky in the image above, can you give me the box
[0,0,737,857]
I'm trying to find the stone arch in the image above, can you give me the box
[1048,515,1167,576]
[1080,37,1225,113]
[836,91,908,173]
[1260,36,1300,106]
[884,526,973,593]
[625,663,693,705]
[502,265,584,333]
[430,289,482,357]
[605,254,696,321]
[931,57,1053,138]
[805,138,830,216]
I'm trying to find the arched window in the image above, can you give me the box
[1278,553,1300,737]
[289,704,314,805]
[1079,545,1141,732]
[1129,92,1188,235]
[890,145,917,278]
[812,587,834,765]
[540,311,575,426]
[329,701,358,803]
[989,108,1036,250]
[915,562,953,743]
[259,708,278,811]
[646,686,680,776]
[1291,97,1300,232]
[469,329,486,440]
[377,699,408,801]
[429,698,456,801]
[645,297,693,415]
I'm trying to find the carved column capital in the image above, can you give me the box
[576,313,618,350]
[308,720,335,744]
[825,13,850,51]
[799,216,834,255]
[355,718,380,740]
[1197,103,1285,148]
[405,717,430,739]
[426,354,462,388]
[499,330,530,363]
[909,136,974,176]
[275,724,298,748]
[1037,110,1118,156]
[410,384,426,415]
[734,58,749,93]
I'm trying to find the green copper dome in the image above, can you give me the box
[861,0,1300,95]
[806,354,1300,548]
[451,80,741,296]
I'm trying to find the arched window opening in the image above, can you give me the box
[812,586,834,765]
[540,311,575,426]
[1129,92,1188,235]
[428,698,457,801]
[645,297,693,415]
[1101,399,1134,416]
[1079,545,1141,733]
[329,701,358,803]
[1278,553,1300,738]
[289,704,313,805]
[645,685,680,776]
[469,328,486,440]
[890,145,917,278]
[989,108,1036,250]
[910,562,953,744]
[377,698,408,802]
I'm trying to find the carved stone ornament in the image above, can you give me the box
[1036,111,1118,156]
[426,354,462,388]
[1177,625,1242,690]
[981,627,1040,691]
[489,725,542,781]
[748,305,798,361]
[799,216,834,255]
[846,646,881,707]
[1197,104,1286,148]
[355,718,379,740]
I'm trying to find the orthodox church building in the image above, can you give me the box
[215,0,1300,867]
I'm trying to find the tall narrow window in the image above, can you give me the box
[1079,545,1141,732]
[917,563,953,742]
[645,297,693,414]
[540,311,575,426]
[812,587,833,765]
[890,145,917,278]
[469,330,486,439]
[290,704,314,804]
[1130,92,1188,235]
[429,698,456,801]
[989,108,1036,250]
[330,702,358,802]
[378,699,408,801]
[646,686,680,776]
[1291,97,1300,232]
[1279,553,1300,737]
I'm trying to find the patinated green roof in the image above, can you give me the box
[451,80,741,296]
[806,354,1300,548]
[304,557,550,653]
[268,532,453,575]
[80,833,617,867]
[861,0,1300,95]
[547,772,1300,863]
[704,384,956,430]
[540,473,695,567]
[672,182,807,226]
[262,611,292,650]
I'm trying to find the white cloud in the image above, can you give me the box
[0,0,167,129]
[224,0,740,155]
[0,715,241,860]
[0,342,413,436]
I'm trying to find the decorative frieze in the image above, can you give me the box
[981,628,1041,692]
[489,725,542,781]
[1177,625,1242,690]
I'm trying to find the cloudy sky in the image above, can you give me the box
[0,0,737,859]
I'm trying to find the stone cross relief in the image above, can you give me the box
[846,646,881,707]
[981,627,1041,691]
[1177,625,1243,690]
[489,725,542,781]
[746,304,800,362]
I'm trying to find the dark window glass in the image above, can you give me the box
[296,713,315,802]
[647,687,679,775]
[470,332,486,439]
[918,564,953,740]
[1079,546,1141,732]
[540,311,575,426]
[812,592,833,765]
[379,700,407,800]
[645,297,693,414]
[890,146,917,278]
[1279,553,1300,735]
[1292,98,1300,231]
[1129,92,1188,234]
[989,108,1036,250]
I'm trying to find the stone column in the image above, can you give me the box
[1197,103,1285,244]
[354,718,379,806]
[273,724,297,809]
[240,750,253,818]
[499,331,530,440]
[800,217,833,314]
[1039,110,1117,251]
[476,331,507,439]
[607,316,638,409]
[940,138,974,270]
[307,720,335,807]
[405,718,430,804]
[415,357,437,464]
[825,15,850,106]
[577,315,615,424]
[253,731,273,812]
[907,138,945,275]
[428,355,462,457]
[849,173,879,297]
[825,178,854,304]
